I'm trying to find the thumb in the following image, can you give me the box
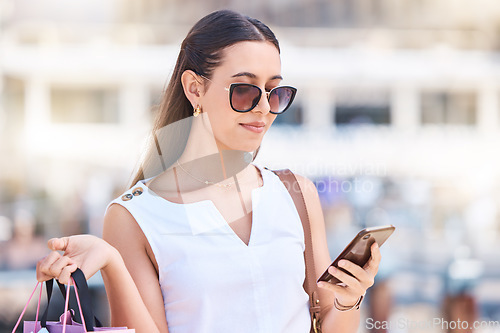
[48,237,69,252]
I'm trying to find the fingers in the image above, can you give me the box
[364,242,381,276]
[338,259,374,289]
[57,263,78,285]
[37,251,61,282]
[49,255,74,277]
[48,237,70,252]
[326,266,366,296]
[334,243,381,290]
[318,242,383,309]
[328,266,359,288]
[36,251,77,283]
[338,260,365,280]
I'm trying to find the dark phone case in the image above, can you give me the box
[317,225,395,284]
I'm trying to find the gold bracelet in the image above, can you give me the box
[334,295,364,311]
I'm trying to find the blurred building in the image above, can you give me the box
[1,0,500,219]
[1,0,500,331]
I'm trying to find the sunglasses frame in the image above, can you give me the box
[197,73,297,114]
[226,83,297,114]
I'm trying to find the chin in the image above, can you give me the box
[218,133,263,152]
[224,141,261,153]
[234,145,260,153]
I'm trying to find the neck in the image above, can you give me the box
[178,150,253,182]
[174,112,255,185]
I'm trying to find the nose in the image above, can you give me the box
[253,89,271,115]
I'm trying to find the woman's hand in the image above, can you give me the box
[36,235,119,284]
[317,242,382,308]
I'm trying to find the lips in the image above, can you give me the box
[239,121,265,127]
[239,121,266,133]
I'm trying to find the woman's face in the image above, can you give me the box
[199,41,283,152]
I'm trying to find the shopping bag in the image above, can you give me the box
[12,268,135,333]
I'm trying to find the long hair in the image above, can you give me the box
[129,10,280,188]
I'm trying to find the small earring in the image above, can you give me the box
[193,105,201,117]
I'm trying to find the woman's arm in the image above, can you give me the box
[102,203,169,332]
[294,174,381,333]
[36,204,169,333]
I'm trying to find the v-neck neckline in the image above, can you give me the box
[210,186,260,247]
[139,163,267,247]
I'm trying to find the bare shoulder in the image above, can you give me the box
[102,203,148,250]
[104,202,134,222]
[103,202,159,274]
[104,203,139,232]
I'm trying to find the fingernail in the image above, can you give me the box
[338,260,345,267]
[329,266,337,274]
[374,243,379,249]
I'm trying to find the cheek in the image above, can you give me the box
[205,100,239,136]
[205,89,231,115]
[203,91,228,122]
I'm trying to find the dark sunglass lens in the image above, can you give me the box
[231,84,261,111]
[269,87,295,113]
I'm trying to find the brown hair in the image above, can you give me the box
[129,10,280,188]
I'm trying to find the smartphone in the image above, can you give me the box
[317,225,395,284]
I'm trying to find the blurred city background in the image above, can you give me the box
[1,0,500,332]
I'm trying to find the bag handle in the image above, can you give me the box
[266,167,322,333]
[40,277,70,327]
[60,268,101,329]
[62,277,78,333]
[11,281,43,333]
[61,277,90,333]
[41,268,102,330]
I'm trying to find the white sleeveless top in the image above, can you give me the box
[104,163,311,333]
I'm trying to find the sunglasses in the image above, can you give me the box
[198,74,297,114]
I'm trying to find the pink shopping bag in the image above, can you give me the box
[23,311,133,333]
[12,268,134,333]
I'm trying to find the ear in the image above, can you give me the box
[181,70,204,108]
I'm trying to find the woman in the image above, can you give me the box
[37,9,381,333]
